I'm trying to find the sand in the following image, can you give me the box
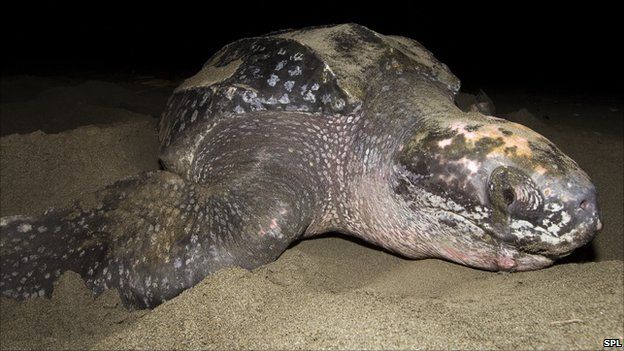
[0,77,622,350]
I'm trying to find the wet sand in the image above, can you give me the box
[0,77,622,349]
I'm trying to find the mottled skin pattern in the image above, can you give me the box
[0,24,601,309]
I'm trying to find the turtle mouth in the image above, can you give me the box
[431,207,559,271]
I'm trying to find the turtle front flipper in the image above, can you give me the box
[1,171,311,309]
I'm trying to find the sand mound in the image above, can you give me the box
[0,118,160,217]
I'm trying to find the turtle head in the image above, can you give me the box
[394,112,601,271]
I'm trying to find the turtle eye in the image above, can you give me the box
[502,187,516,207]
[508,182,544,218]
[488,166,543,219]
[488,167,516,213]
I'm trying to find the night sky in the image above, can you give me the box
[2,2,621,93]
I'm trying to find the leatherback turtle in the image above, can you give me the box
[0,24,601,308]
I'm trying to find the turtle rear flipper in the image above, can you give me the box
[1,171,311,308]
[1,209,109,301]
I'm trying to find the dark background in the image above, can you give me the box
[1,2,621,93]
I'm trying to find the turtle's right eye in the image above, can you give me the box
[488,166,543,219]
[502,187,516,207]
[488,167,513,213]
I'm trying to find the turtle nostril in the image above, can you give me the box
[579,200,589,211]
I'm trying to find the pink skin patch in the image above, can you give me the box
[496,251,517,270]
[270,218,279,228]
[258,208,288,237]
[437,138,453,148]
[258,218,280,237]
[440,245,518,271]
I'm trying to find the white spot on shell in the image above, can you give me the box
[288,66,302,76]
[303,91,316,103]
[284,81,295,92]
[278,94,290,104]
[267,74,280,86]
[275,60,287,70]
